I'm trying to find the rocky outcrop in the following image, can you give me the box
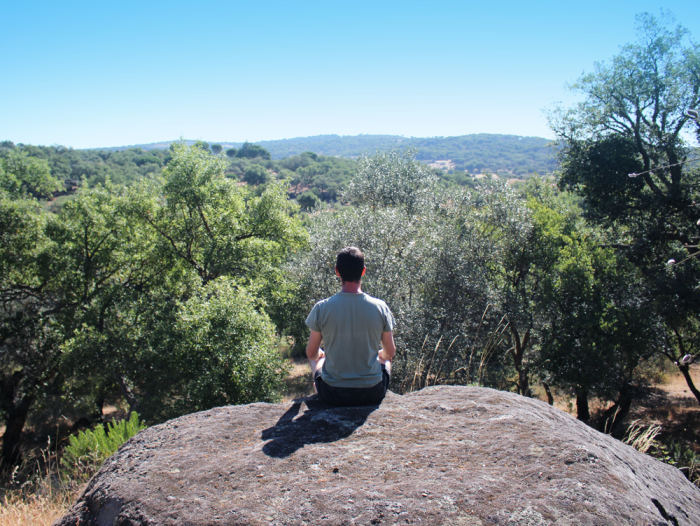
[55,386,700,525]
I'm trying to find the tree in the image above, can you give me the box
[0,182,146,466]
[243,164,270,186]
[537,220,655,424]
[0,149,62,198]
[236,142,271,160]
[297,190,320,211]
[0,196,60,465]
[226,148,237,159]
[344,148,438,215]
[0,142,307,466]
[211,144,223,155]
[481,181,571,398]
[550,11,700,403]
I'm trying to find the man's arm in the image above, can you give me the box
[379,331,396,362]
[306,330,324,361]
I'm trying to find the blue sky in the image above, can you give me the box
[2,1,699,149]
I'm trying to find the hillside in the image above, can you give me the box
[96,133,558,176]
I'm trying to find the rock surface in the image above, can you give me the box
[55,386,699,526]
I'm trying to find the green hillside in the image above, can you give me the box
[96,133,558,176]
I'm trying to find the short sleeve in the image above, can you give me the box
[382,304,395,332]
[306,303,322,333]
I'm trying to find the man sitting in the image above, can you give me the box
[306,246,396,406]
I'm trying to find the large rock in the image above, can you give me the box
[55,386,699,526]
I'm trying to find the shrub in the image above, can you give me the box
[61,412,146,479]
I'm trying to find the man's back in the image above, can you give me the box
[306,292,393,388]
[305,246,396,406]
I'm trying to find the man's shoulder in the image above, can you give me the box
[360,293,390,309]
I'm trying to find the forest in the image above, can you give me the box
[1,12,700,519]
[85,132,559,177]
[1,133,557,214]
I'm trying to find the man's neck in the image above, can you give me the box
[340,280,362,294]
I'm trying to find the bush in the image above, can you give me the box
[297,190,320,211]
[61,412,146,479]
[243,164,270,186]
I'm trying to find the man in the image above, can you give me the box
[306,246,396,406]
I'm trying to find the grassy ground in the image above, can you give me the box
[281,357,314,401]
[0,448,87,526]
[0,489,80,526]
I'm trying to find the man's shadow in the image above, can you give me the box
[261,396,379,458]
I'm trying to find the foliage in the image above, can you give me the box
[61,412,146,479]
[236,142,271,160]
[243,164,270,186]
[0,149,62,199]
[0,142,306,466]
[0,193,65,466]
[286,151,507,391]
[0,143,171,189]
[216,134,557,176]
[550,11,700,403]
[297,190,320,211]
[345,148,439,215]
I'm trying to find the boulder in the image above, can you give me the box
[55,386,700,525]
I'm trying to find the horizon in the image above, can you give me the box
[75,131,555,152]
[2,1,699,149]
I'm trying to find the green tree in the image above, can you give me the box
[0,195,61,465]
[226,148,238,159]
[550,11,700,403]
[344,148,438,215]
[236,142,271,160]
[0,149,62,198]
[0,142,307,466]
[0,182,144,466]
[537,215,654,424]
[243,164,270,186]
[211,144,223,155]
[297,190,321,211]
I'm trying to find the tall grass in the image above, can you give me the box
[623,420,662,454]
[0,444,83,526]
[0,414,146,526]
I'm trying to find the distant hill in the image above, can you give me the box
[98,134,558,176]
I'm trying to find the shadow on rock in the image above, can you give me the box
[261,397,378,458]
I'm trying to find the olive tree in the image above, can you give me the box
[287,150,502,392]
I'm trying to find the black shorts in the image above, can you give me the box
[314,364,390,407]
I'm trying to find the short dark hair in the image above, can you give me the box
[336,246,365,282]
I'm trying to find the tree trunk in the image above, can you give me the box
[576,387,590,422]
[116,374,139,414]
[596,383,633,437]
[678,364,700,405]
[1,395,34,467]
[510,325,531,396]
[542,381,554,405]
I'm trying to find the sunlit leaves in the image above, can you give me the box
[344,148,438,215]
[0,149,62,199]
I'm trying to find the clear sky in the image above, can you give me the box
[2,1,699,149]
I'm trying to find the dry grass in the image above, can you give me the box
[281,358,314,402]
[0,445,88,526]
[623,420,662,454]
[0,488,79,526]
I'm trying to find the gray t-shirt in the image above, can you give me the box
[306,292,395,388]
